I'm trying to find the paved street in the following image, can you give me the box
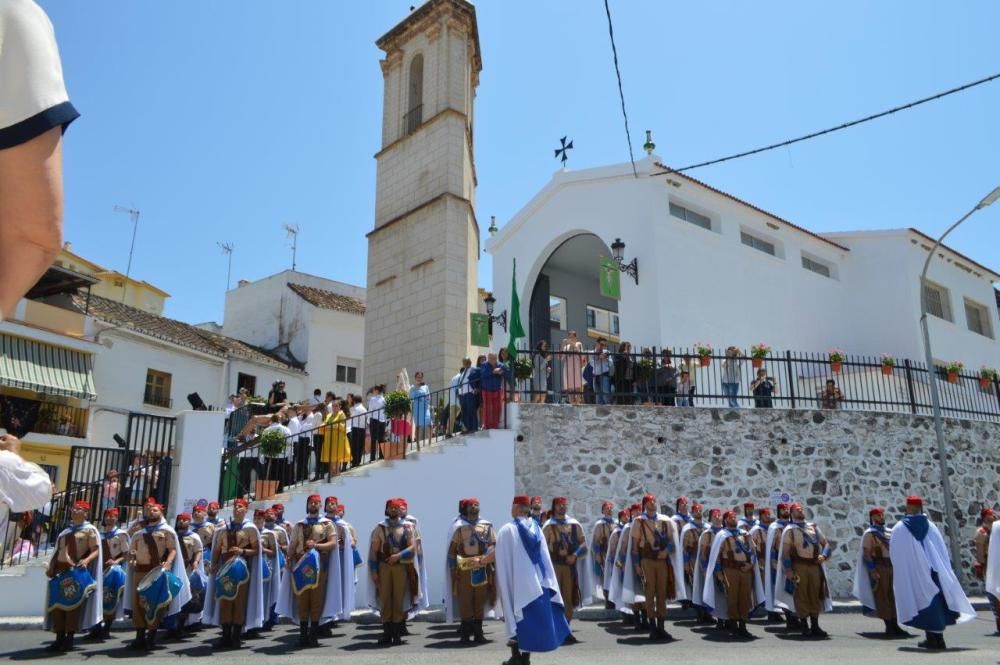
[1,612,997,664]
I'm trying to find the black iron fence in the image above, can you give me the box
[218,378,509,505]
[513,347,1000,421]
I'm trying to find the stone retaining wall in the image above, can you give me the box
[514,404,999,597]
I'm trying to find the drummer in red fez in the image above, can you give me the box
[209,497,261,650]
[44,500,100,652]
[126,500,176,650]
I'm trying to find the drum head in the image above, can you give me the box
[137,567,162,592]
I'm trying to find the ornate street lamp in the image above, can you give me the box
[610,237,639,285]
[483,291,507,335]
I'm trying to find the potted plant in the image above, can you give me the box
[944,361,963,384]
[513,356,533,382]
[828,349,846,373]
[636,357,655,383]
[382,390,411,460]
[255,429,286,500]
[694,342,713,367]
[880,354,895,376]
[978,366,996,390]
[750,343,770,369]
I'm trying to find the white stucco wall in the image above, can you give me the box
[306,307,365,394]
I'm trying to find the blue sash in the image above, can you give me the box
[262,556,273,583]
[183,570,207,613]
[352,547,363,569]
[48,567,97,612]
[137,568,183,623]
[291,549,322,596]
[102,564,127,615]
[214,556,250,601]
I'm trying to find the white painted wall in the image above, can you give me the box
[306,308,365,395]
[487,156,1000,372]
[169,410,225,518]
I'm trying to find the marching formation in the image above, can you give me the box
[41,493,994,661]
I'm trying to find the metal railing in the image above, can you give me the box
[0,398,88,438]
[142,390,172,409]
[218,377,510,505]
[404,103,423,136]
[512,347,1000,422]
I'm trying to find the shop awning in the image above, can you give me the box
[0,334,97,401]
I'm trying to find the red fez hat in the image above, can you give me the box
[980,507,994,520]
[869,507,885,519]
[906,496,923,507]
[530,496,542,505]
[708,508,722,518]
[103,507,119,518]
[642,493,657,507]
[234,498,249,509]
[325,496,338,506]
[551,497,568,511]
[253,509,265,518]
[307,494,321,503]
[617,510,628,520]
[466,497,479,506]
[144,496,158,505]
[629,502,642,512]
[177,512,192,520]
[398,498,408,508]
[776,502,789,512]
[264,509,275,518]
[601,500,614,510]
[208,501,220,510]
[743,502,755,509]
[193,503,207,513]
[691,503,703,512]
[676,496,690,508]
[513,495,531,507]
[758,507,772,517]
[389,498,406,509]
[73,500,90,511]
[722,510,737,521]
[789,502,803,512]
[271,503,284,511]
[337,504,345,512]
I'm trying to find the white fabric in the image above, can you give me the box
[276,516,344,623]
[602,525,623,596]
[442,516,500,623]
[123,519,193,618]
[259,527,283,616]
[851,526,880,612]
[0,449,52,540]
[495,517,564,642]
[332,518,358,620]
[679,520,701,601]
[691,528,717,610]
[368,394,386,421]
[772,523,834,614]
[175,528,207,623]
[607,523,631,610]
[701,528,765,620]
[202,520,265,628]
[0,0,73,131]
[986,521,1000,600]
[404,514,431,610]
[888,517,975,626]
[589,517,615,598]
[100,526,130,621]
[619,513,685,606]
[43,522,103,631]
[763,521,784,611]
[541,516,593,609]
[364,518,423,618]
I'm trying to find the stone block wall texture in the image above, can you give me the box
[515,404,999,597]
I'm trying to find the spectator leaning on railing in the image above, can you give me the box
[721,347,743,408]
[592,337,613,405]
[0,434,53,551]
[818,380,844,409]
[751,368,778,408]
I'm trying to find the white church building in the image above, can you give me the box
[485,152,1000,376]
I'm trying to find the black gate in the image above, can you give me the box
[63,445,127,524]
[116,412,176,521]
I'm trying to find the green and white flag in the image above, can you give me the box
[507,259,525,356]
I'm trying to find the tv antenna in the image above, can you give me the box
[217,242,235,291]
[284,224,299,271]
[112,205,140,304]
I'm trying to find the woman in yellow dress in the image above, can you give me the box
[321,400,350,477]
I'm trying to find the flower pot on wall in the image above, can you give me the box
[254,480,278,501]
[699,356,711,367]
[752,357,764,369]
[830,361,842,373]
[947,372,959,384]
[980,377,992,390]
[881,365,893,376]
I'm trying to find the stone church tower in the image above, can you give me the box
[364,0,482,391]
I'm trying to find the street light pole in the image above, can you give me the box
[918,185,1000,581]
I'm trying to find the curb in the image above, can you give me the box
[1,597,992,630]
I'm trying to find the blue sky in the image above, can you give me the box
[42,0,999,325]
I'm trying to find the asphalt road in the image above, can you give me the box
[1,613,997,664]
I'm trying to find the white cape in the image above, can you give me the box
[178,528,207,622]
[123,520,193,619]
[259,527,283,616]
[100,526,129,622]
[495,518,565,642]
[702,529,764,619]
[679,521,701,602]
[541,516,593,609]
[443,517,500,623]
[202,520,265,629]
[44,522,104,631]
[691,528,717,610]
[986,521,1000,600]
[763,521,784,612]
[620,514,685,606]
[589,517,616,598]
[773,523,833,614]
[850,526,882,614]
[276,517,344,623]
[365,519,423,619]
[607,524,632,610]
[332,518,358,621]
[602,526,623,599]
[404,514,431,610]
[888,517,975,626]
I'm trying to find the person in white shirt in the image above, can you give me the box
[310,389,324,406]
[285,406,303,484]
[348,394,368,468]
[307,406,326,481]
[259,414,291,492]
[0,434,53,549]
[367,385,387,463]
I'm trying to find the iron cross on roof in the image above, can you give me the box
[554,136,574,166]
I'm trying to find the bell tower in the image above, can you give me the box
[364,0,482,391]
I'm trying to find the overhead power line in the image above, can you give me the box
[653,71,1000,177]
[603,0,637,178]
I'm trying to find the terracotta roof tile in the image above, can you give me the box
[287,283,365,315]
[74,294,304,371]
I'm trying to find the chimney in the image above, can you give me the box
[238,279,250,288]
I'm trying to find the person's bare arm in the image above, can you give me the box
[0,127,64,318]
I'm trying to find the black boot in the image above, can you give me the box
[502,643,523,665]
[715,618,726,631]
[145,629,157,650]
[767,611,783,624]
[634,610,647,632]
[127,629,146,650]
[622,612,634,627]
[563,630,579,644]
[399,620,410,636]
[889,620,911,638]
[472,619,488,644]
[308,623,320,647]
[214,624,232,650]
[103,620,113,639]
[45,632,65,652]
[786,613,801,630]
[298,622,310,647]
[459,619,471,643]
[59,632,75,652]
[809,615,828,638]
[377,623,393,646]
[656,618,672,640]
[391,622,403,645]
[918,631,946,650]
[737,620,753,639]
[231,625,243,649]
[995,617,1000,636]
[604,598,615,610]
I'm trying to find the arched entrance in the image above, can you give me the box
[528,233,620,352]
